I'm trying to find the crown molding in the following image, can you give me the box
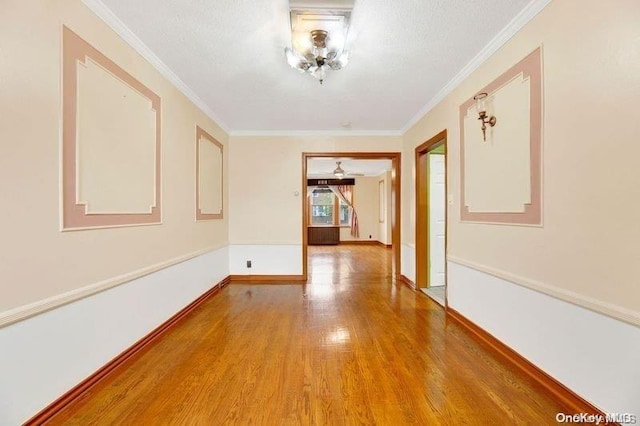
[400,0,552,134]
[81,0,231,134]
[83,0,551,138]
[229,129,403,137]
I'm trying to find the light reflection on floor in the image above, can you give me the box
[50,244,571,424]
[306,245,394,349]
[323,326,351,346]
[306,244,393,299]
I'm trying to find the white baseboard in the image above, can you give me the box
[0,247,229,425]
[447,261,640,415]
[229,244,302,275]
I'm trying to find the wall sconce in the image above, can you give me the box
[473,92,497,142]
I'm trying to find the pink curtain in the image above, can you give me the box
[330,185,359,237]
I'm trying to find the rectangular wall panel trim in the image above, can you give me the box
[196,125,224,220]
[459,47,542,225]
[62,26,162,230]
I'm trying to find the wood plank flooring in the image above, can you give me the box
[48,245,569,424]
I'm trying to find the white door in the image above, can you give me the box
[429,154,446,287]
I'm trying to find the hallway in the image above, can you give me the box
[48,246,569,424]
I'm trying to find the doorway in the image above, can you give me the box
[302,152,401,280]
[415,130,447,306]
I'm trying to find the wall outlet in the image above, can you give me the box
[246,260,252,268]
[369,235,372,239]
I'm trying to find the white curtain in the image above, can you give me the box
[329,185,359,237]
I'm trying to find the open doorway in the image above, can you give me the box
[302,152,401,280]
[415,131,447,306]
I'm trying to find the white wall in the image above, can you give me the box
[429,155,446,286]
[401,0,640,412]
[0,248,229,425]
[448,261,640,415]
[228,135,402,274]
[401,244,416,283]
[229,245,302,275]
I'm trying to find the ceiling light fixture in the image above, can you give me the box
[284,1,354,85]
[333,161,345,178]
[473,92,497,142]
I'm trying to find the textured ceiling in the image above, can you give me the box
[94,0,532,132]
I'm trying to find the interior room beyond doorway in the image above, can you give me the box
[302,153,401,280]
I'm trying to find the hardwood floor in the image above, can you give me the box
[48,245,569,424]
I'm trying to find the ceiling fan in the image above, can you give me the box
[333,161,363,178]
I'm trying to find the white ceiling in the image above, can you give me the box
[307,158,391,177]
[90,0,536,133]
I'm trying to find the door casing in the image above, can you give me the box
[415,130,448,301]
[302,152,401,279]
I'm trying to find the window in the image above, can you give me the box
[339,200,350,226]
[310,190,334,225]
[310,187,352,226]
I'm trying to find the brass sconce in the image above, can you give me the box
[473,92,497,142]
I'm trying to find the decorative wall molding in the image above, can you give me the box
[23,275,230,425]
[195,126,224,220]
[81,0,551,137]
[0,245,226,328]
[80,0,230,133]
[446,307,609,417]
[447,255,640,327]
[401,0,552,133]
[459,47,542,225]
[62,26,161,230]
[230,130,403,137]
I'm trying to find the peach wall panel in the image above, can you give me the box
[62,26,161,229]
[196,126,224,220]
[459,47,542,225]
[0,0,228,316]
